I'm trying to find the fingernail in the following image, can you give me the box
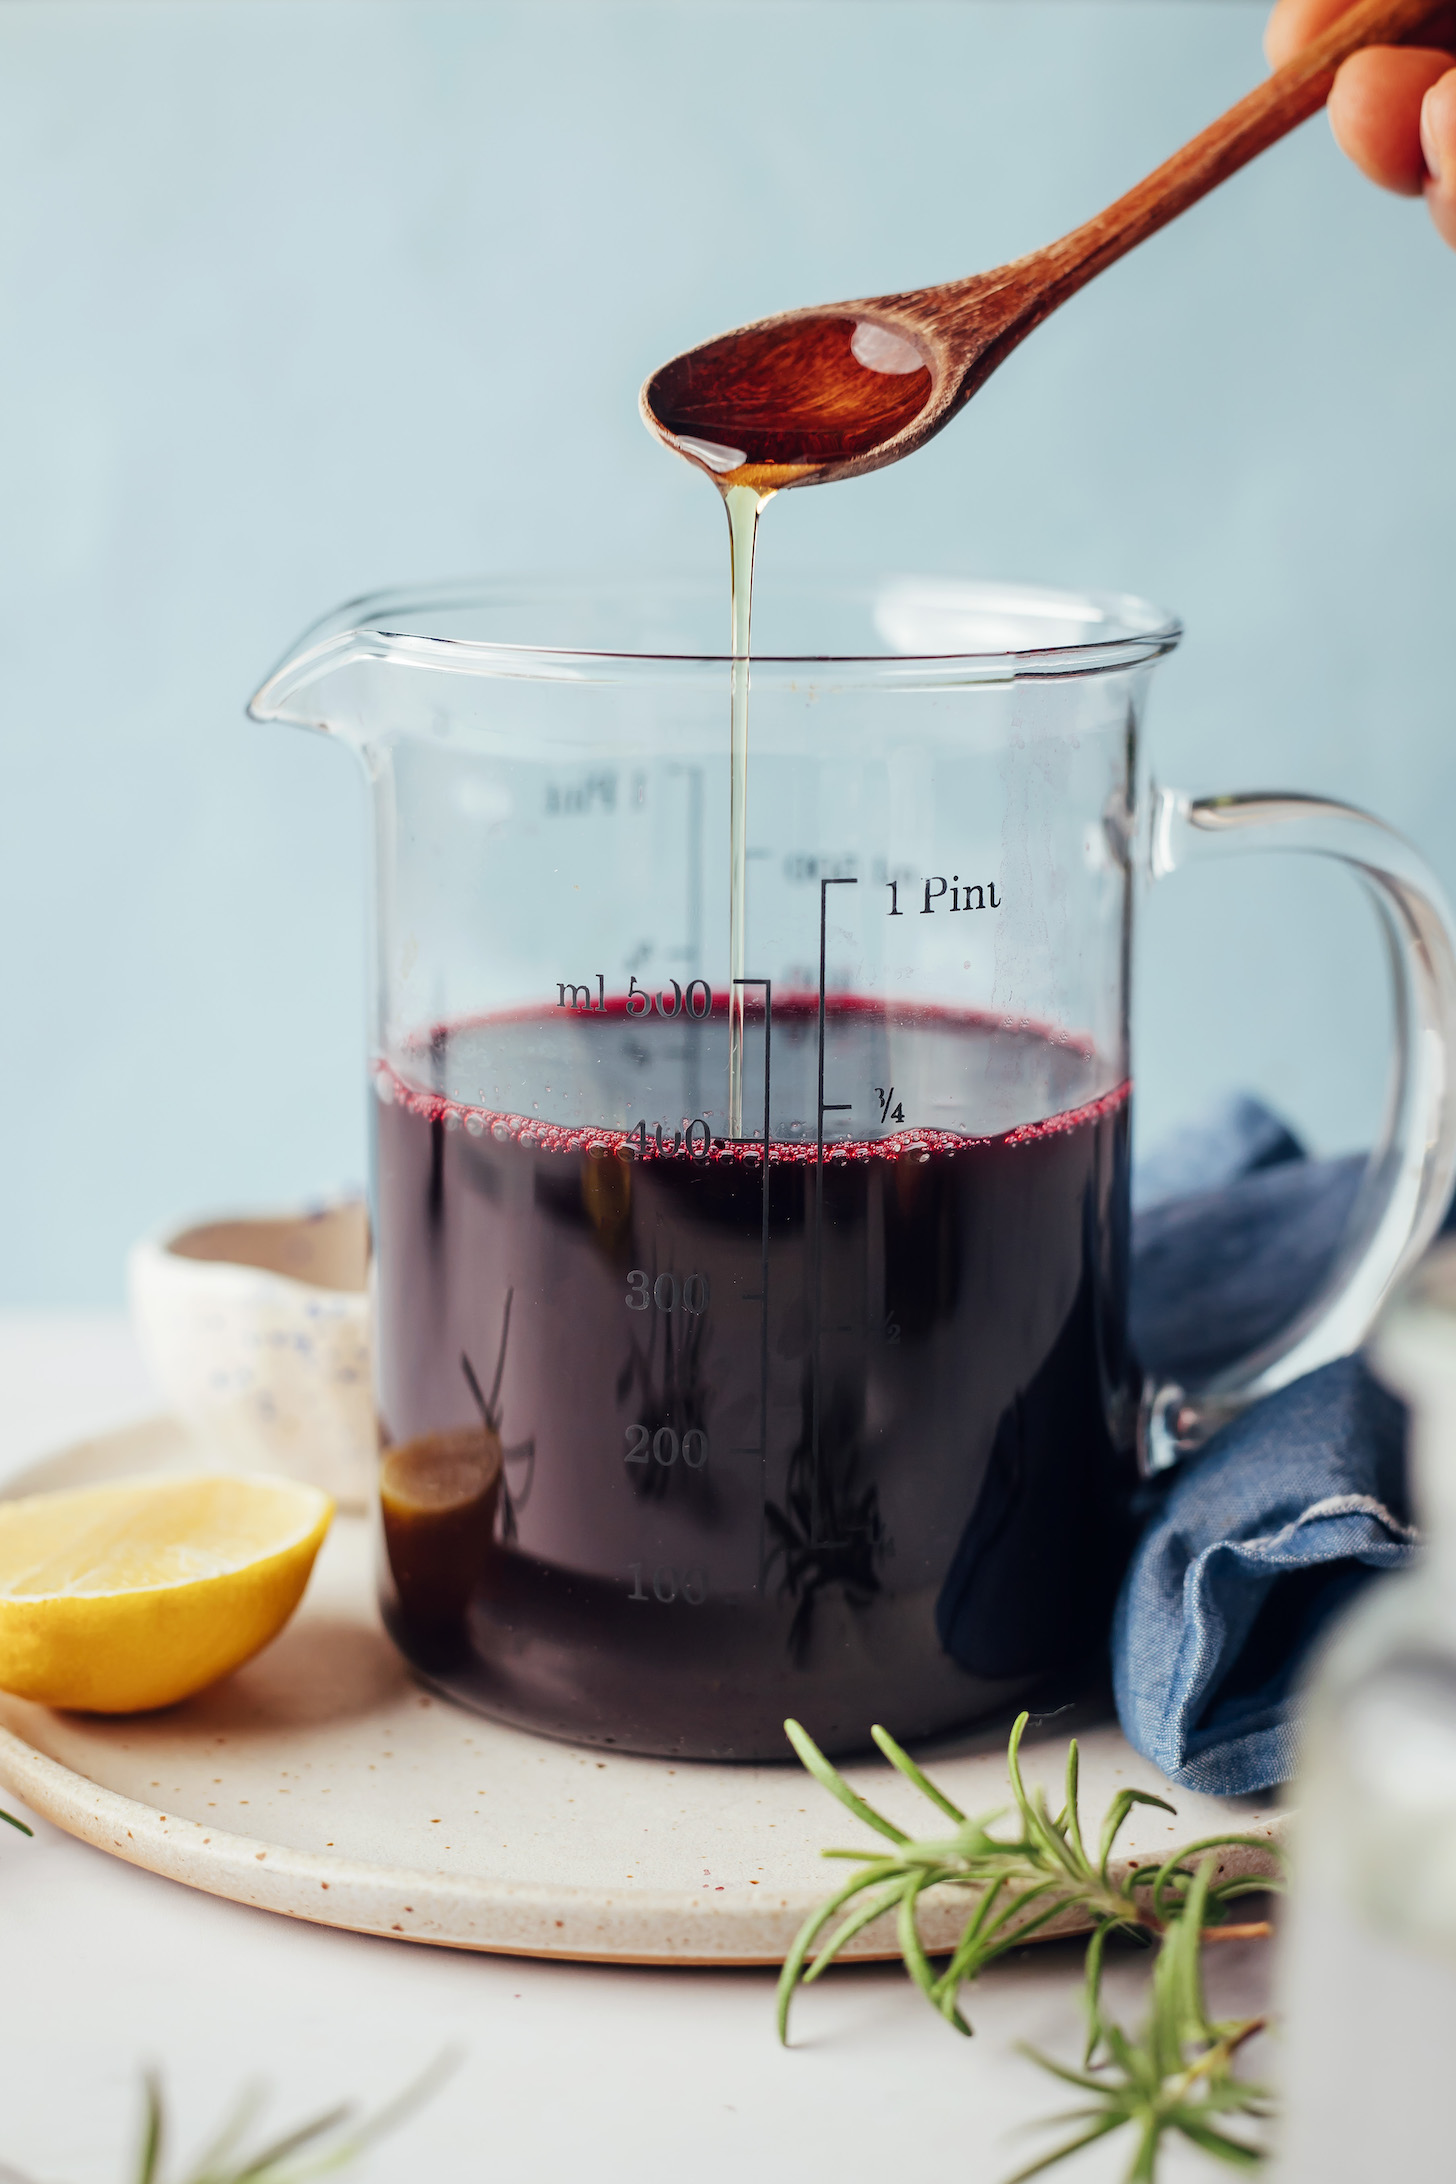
[1421,89,1443,185]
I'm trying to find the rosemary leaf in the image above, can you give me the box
[775,1868,890,2041]
[1147,1835,1272,1924]
[1061,1742,1087,1870]
[783,1719,910,1846]
[1097,1791,1175,1881]
[896,1875,950,2019]
[1164,2115,1266,2170]
[129,2054,457,2184]
[179,2086,267,2184]
[1001,2114,1124,2184]
[801,1879,909,1981]
[136,2075,165,2184]
[869,1725,968,1824]
[220,2102,353,2183]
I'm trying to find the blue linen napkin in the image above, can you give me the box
[1115,1096,1424,1797]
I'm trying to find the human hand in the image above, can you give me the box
[1266,0,1456,245]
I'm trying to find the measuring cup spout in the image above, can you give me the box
[247,614,392,748]
[248,584,611,754]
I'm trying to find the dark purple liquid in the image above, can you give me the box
[372,1007,1136,1758]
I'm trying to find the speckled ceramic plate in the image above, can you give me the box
[0,1417,1282,1963]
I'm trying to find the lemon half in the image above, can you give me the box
[0,1473,333,1712]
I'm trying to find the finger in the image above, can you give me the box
[1422,65,1456,244]
[1329,45,1455,191]
[1266,0,1357,70]
[1266,0,1456,69]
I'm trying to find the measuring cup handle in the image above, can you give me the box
[1139,786,1456,1475]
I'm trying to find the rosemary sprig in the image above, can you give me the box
[125,2055,456,2184]
[1,1807,32,1837]
[1010,1857,1272,2181]
[779,1713,1280,2180]
[0,2061,454,2184]
[778,1712,1275,2045]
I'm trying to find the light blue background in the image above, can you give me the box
[2,0,1452,1302]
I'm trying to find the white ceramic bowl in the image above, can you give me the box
[127,1201,374,1509]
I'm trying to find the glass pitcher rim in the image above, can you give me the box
[248,576,1182,719]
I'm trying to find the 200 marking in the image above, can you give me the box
[625,1424,708,1468]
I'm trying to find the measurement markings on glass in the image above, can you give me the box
[812,876,858,1551]
[734,878,862,1583]
[730,975,772,1592]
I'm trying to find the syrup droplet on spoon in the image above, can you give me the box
[644,313,933,489]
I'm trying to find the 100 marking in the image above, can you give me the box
[628,1563,707,1605]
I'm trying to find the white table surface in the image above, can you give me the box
[0,1314,1269,2184]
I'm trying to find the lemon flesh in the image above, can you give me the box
[0,1473,333,1712]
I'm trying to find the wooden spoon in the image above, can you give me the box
[642,0,1453,494]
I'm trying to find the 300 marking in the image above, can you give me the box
[628,1562,707,1605]
[626,1271,710,1314]
[625,1424,708,1468]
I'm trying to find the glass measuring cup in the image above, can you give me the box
[250,580,1456,1759]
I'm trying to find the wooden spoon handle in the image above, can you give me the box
[986,0,1453,319]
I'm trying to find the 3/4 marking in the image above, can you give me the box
[545,772,617,816]
[874,1085,905,1125]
